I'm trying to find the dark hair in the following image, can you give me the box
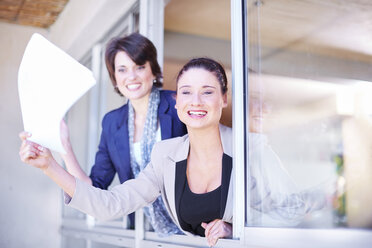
[176,57,228,94]
[105,33,162,96]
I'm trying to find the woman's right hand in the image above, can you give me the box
[19,131,77,197]
[19,132,54,171]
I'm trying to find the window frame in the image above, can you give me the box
[241,0,372,247]
[231,0,248,241]
[61,2,140,247]
[62,0,372,247]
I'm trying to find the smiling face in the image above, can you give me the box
[114,51,154,101]
[175,68,227,130]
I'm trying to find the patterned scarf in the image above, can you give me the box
[128,87,182,236]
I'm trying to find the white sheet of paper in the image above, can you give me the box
[18,33,96,154]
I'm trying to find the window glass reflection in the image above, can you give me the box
[246,0,372,228]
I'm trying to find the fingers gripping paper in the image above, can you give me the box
[18,33,96,154]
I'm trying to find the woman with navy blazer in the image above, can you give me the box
[59,33,187,235]
[88,90,186,189]
[20,58,233,247]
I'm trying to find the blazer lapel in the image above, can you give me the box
[174,159,189,231]
[163,134,190,229]
[222,171,234,222]
[219,125,234,222]
[220,154,233,218]
[220,124,232,157]
[113,106,132,181]
[158,93,172,140]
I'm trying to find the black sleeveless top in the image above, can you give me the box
[175,154,232,236]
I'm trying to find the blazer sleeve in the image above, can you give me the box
[66,159,162,221]
[89,114,116,189]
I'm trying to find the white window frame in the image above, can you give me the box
[61,2,140,247]
[240,0,372,247]
[62,0,251,247]
[231,0,247,242]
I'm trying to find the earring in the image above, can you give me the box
[153,78,157,84]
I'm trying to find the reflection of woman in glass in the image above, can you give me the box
[61,33,187,235]
[19,58,233,247]
[248,95,328,226]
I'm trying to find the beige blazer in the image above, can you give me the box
[67,124,233,235]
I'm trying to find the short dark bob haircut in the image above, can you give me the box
[105,33,162,96]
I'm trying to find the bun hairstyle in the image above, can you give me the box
[176,57,228,94]
[105,33,162,96]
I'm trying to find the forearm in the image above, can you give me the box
[66,165,161,221]
[42,158,76,197]
[61,144,92,185]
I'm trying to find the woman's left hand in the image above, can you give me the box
[60,119,72,152]
[201,219,232,247]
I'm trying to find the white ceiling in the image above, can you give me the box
[165,0,372,62]
[165,0,231,41]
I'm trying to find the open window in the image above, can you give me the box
[242,0,372,247]
[61,0,243,247]
[61,0,372,248]
[61,3,141,247]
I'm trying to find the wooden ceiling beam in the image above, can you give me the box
[0,0,68,28]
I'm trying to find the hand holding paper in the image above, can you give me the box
[18,33,96,154]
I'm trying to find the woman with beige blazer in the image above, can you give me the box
[19,57,233,247]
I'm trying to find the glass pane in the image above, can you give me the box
[164,0,232,126]
[91,242,122,248]
[246,0,372,229]
[63,57,91,220]
[62,236,86,248]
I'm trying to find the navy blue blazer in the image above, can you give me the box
[89,90,187,189]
